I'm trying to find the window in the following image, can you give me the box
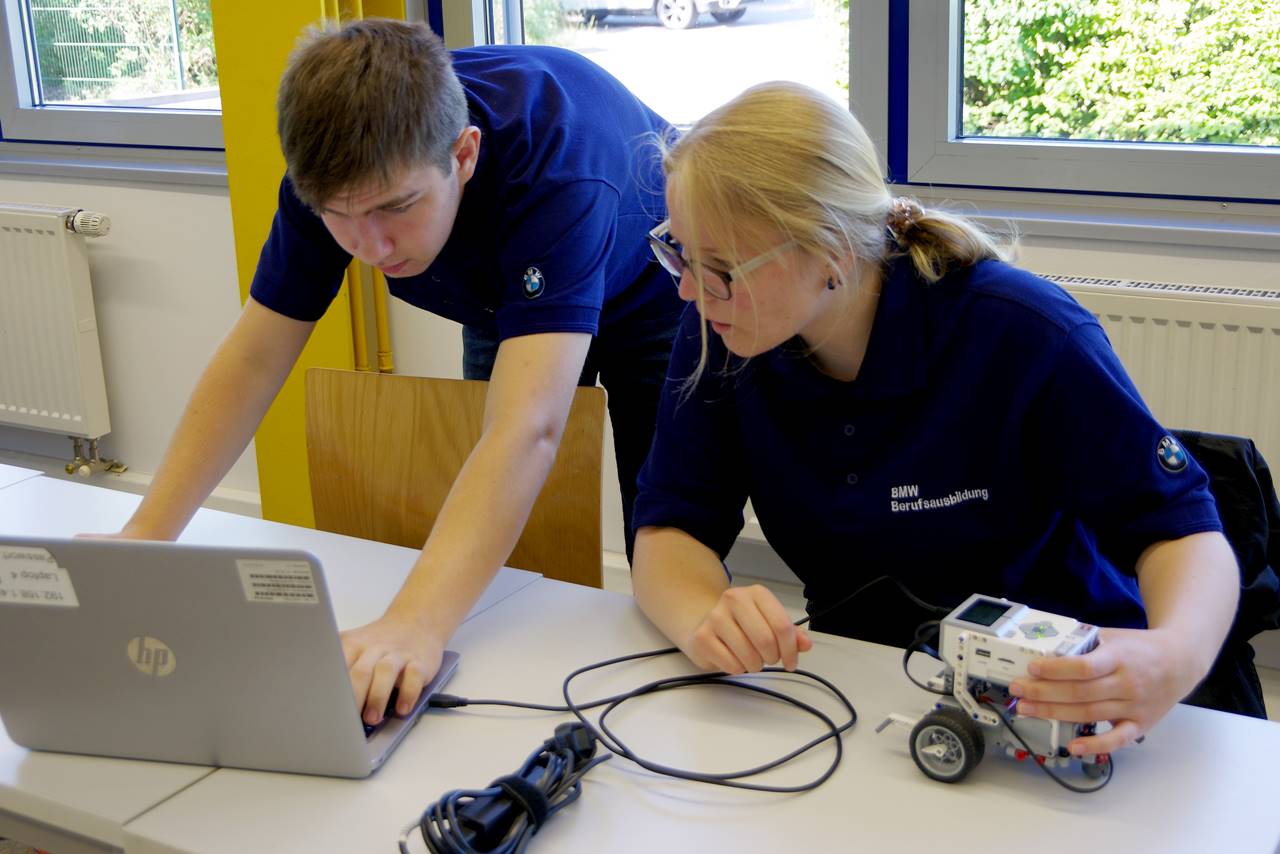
[488,0,851,127]
[888,0,1279,201]
[0,0,221,148]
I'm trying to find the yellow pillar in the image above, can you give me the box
[210,1,406,527]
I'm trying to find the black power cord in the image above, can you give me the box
[798,574,952,630]
[398,722,609,854]
[901,620,948,695]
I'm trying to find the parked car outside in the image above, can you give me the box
[562,0,757,30]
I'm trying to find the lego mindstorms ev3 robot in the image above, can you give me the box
[878,594,1113,787]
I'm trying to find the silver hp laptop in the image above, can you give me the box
[0,536,459,778]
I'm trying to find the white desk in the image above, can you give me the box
[0,476,538,630]
[0,464,40,491]
[124,578,1280,854]
[0,476,540,853]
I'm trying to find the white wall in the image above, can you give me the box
[1015,234,1280,291]
[0,174,255,505]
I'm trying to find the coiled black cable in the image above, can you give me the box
[399,722,610,854]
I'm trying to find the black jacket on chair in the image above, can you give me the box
[1172,429,1280,718]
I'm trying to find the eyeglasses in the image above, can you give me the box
[647,219,797,301]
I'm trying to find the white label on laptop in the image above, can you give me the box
[236,559,320,604]
[0,546,80,607]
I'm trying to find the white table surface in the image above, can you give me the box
[123,578,1280,854]
[0,464,40,491]
[0,476,539,628]
[0,476,540,852]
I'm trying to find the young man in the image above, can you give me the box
[106,20,682,726]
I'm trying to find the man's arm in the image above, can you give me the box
[111,297,315,540]
[342,331,592,724]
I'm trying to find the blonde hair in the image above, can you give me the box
[277,18,468,209]
[661,81,1010,383]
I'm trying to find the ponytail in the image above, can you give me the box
[885,197,1010,283]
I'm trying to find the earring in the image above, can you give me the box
[826,278,836,290]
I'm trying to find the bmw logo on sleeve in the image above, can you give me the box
[522,267,546,299]
[1157,435,1188,473]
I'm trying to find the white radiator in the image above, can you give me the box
[0,203,112,439]
[1049,274,1280,466]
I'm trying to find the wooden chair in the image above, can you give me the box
[305,367,606,587]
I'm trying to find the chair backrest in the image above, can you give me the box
[1173,429,1280,641]
[305,367,606,587]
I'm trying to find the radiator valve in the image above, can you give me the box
[66,210,111,238]
[66,437,127,477]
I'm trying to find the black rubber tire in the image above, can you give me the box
[711,7,746,22]
[1082,756,1111,779]
[909,707,985,783]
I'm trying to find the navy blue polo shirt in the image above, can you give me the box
[634,257,1223,646]
[250,45,682,341]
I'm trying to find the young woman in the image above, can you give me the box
[630,82,1242,758]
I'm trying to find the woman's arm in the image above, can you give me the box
[633,525,811,673]
[1009,530,1238,756]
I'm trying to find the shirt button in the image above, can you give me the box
[846,473,859,485]
[844,424,856,436]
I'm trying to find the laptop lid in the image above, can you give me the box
[0,536,458,778]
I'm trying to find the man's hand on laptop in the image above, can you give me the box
[342,614,445,726]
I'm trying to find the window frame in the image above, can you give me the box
[0,0,223,152]
[882,0,1279,203]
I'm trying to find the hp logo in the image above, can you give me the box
[127,636,176,678]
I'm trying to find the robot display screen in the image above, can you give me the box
[957,599,1011,628]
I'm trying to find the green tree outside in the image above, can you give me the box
[963,0,1280,146]
[30,0,218,103]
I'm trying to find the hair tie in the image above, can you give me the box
[886,197,924,243]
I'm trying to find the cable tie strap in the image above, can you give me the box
[493,774,550,830]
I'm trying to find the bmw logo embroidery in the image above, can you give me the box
[1157,435,1188,473]
[522,267,546,299]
